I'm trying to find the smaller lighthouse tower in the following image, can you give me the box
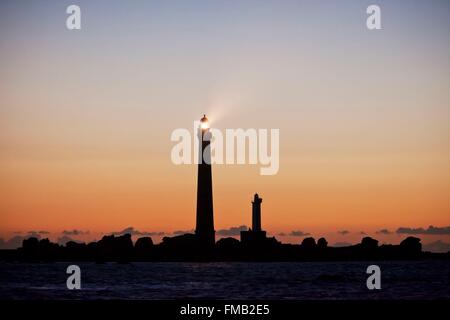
[252,194,263,232]
[240,193,267,245]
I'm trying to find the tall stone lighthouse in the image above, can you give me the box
[195,115,215,247]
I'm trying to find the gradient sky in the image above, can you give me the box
[1,0,449,248]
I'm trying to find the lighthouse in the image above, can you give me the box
[195,115,215,247]
[240,193,267,245]
[252,193,263,232]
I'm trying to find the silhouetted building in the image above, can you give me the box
[241,194,267,244]
[252,193,263,232]
[195,115,215,247]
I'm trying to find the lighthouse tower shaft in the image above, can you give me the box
[195,116,215,247]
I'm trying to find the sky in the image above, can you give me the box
[0,0,449,250]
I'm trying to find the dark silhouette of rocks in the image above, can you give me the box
[135,237,153,251]
[301,237,317,249]
[361,236,378,250]
[95,234,133,263]
[400,236,422,254]
[317,237,328,249]
[158,233,207,260]
[215,237,242,260]
[1,233,448,262]
[20,237,60,262]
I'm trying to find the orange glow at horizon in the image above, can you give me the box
[1,149,449,246]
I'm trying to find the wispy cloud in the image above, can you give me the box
[396,226,450,235]
[333,242,352,247]
[110,227,165,236]
[172,229,195,235]
[62,229,90,236]
[338,230,350,236]
[57,236,82,245]
[289,230,311,237]
[422,240,450,253]
[0,234,42,249]
[217,225,248,236]
[27,230,49,235]
[376,229,392,235]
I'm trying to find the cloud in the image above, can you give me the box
[396,225,450,235]
[26,231,47,239]
[62,229,90,236]
[27,231,50,235]
[173,229,195,235]
[277,232,286,236]
[333,242,352,247]
[422,240,450,253]
[376,229,392,235]
[57,236,84,245]
[57,236,82,245]
[289,230,311,237]
[217,225,248,236]
[111,227,165,236]
[338,230,350,236]
[0,234,42,249]
[360,231,367,235]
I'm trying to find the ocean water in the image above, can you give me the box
[0,261,449,300]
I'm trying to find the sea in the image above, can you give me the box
[1,261,449,300]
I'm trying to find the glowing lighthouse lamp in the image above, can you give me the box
[200,114,209,130]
